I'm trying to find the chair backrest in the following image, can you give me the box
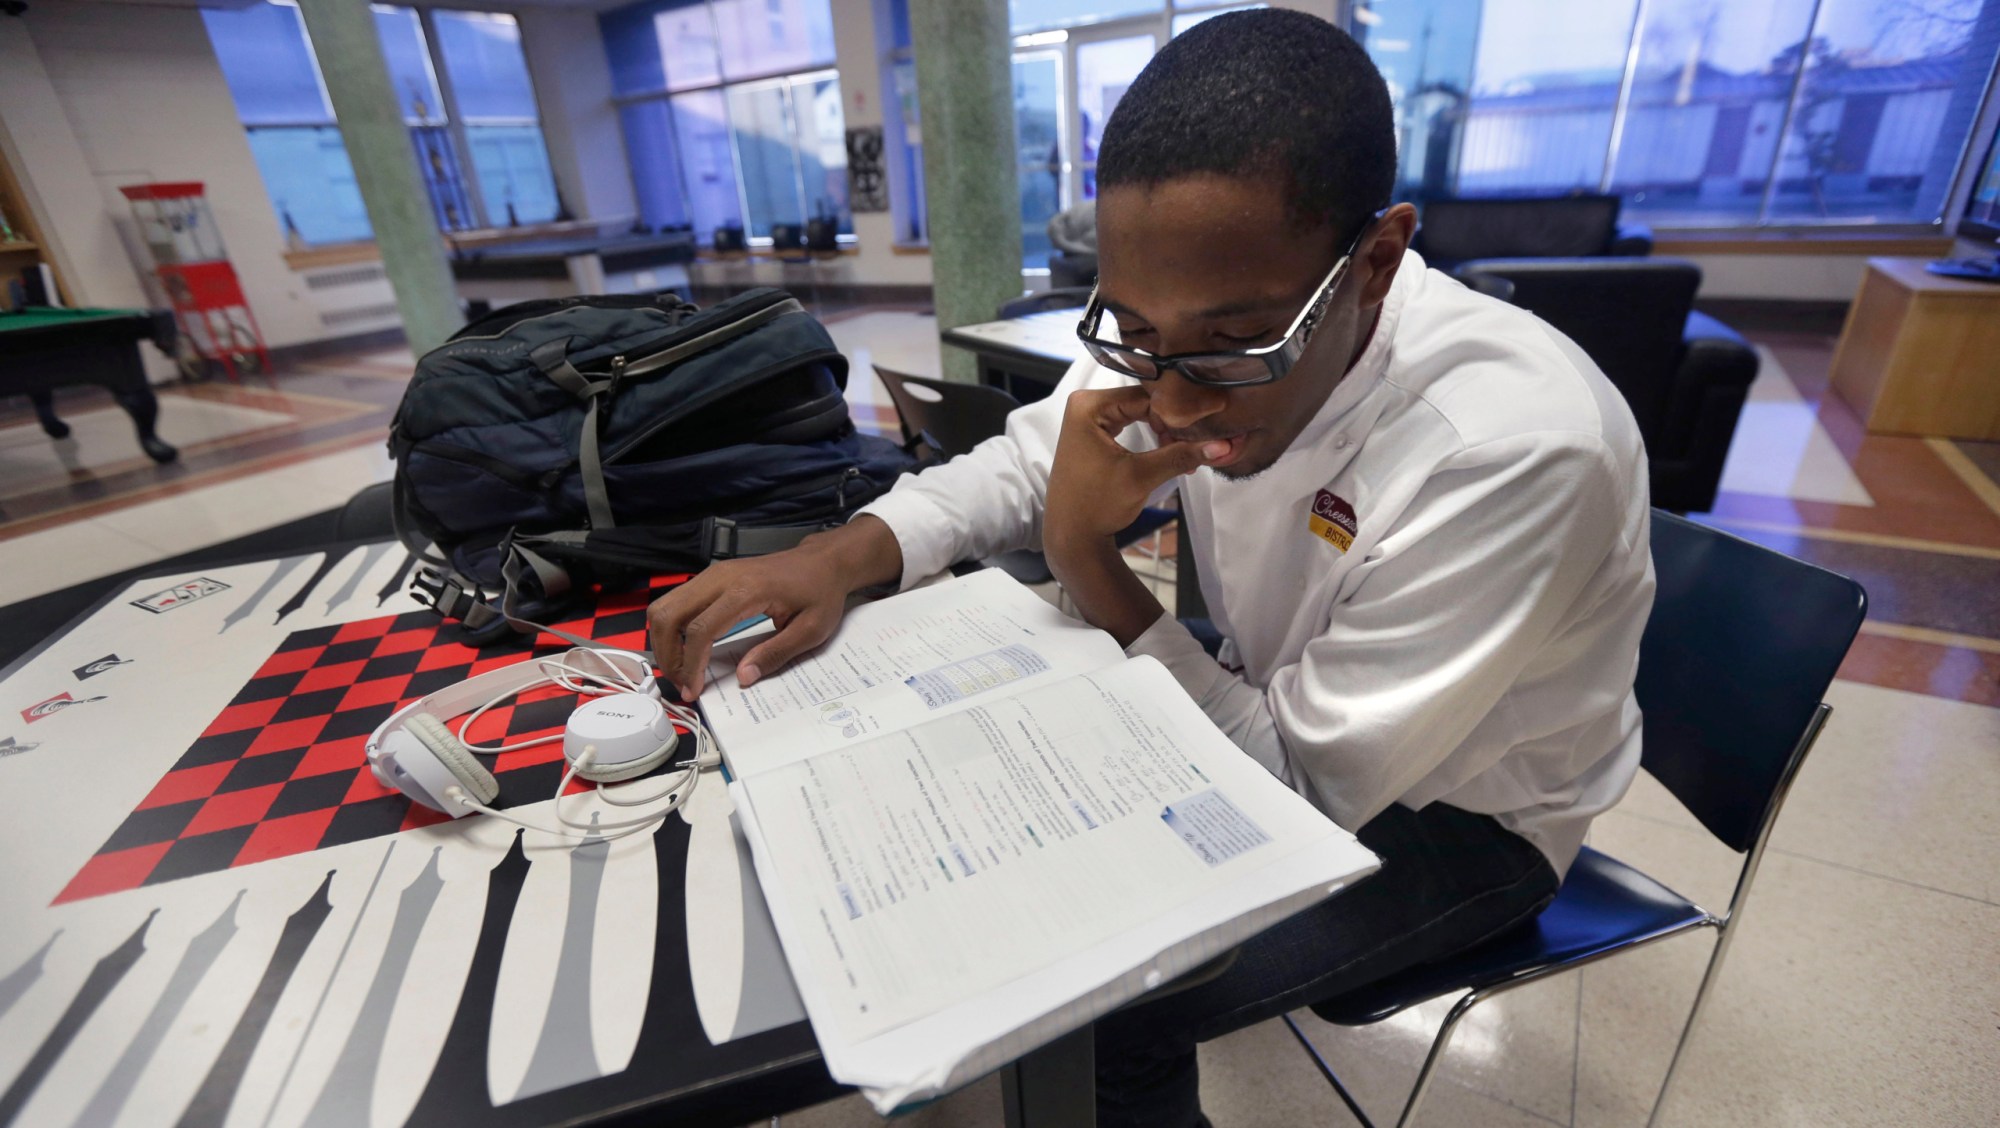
[998,287,1093,321]
[1413,193,1623,263]
[873,366,1023,457]
[1636,512,1866,853]
[1455,257,1700,445]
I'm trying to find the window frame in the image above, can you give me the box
[208,2,564,247]
[1359,0,2000,234]
[611,0,854,249]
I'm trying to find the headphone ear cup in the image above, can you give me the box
[404,713,499,805]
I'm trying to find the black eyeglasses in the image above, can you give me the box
[1074,213,1381,387]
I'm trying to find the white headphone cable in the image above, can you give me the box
[456,648,658,754]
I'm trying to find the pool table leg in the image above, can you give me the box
[101,333,180,464]
[111,384,178,463]
[28,391,72,439]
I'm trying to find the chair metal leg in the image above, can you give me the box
[1393,990,1483,1128]
[1652,704,1832,1127]
[1280,1013,1375,1128]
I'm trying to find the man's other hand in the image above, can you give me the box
[1044,386,1221,554]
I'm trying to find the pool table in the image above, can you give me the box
[0,306,179,463]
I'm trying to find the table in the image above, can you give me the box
[0,547,843,1128]
[1828,256,2000,440]
[450,231,697,311]
[0,544,1107,1128]
[0,307,179,463]
[942,310,1085,403]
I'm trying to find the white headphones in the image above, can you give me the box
[365,646,716,841]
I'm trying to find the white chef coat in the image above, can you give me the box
[859,250,1654,875]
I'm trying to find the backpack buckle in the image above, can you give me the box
[708,517,741,560]
[411,565,495,627]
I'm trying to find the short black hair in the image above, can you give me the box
[1095,9,1395,239]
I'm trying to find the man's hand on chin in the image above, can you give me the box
[1042,386,1224,647]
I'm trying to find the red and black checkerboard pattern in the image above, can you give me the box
[55,577,687,904]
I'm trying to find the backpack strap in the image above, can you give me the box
[529,337,620,532]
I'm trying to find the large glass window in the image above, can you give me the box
[711,0,839,80]
[1013,0,1161,34]
[1604,0,1819,223]
[1459,0,1639,195]
[890,3,1266,267]
[1015,52,1065,269]
[434,11,561,226]
[206,2,370,245]
[204,2,562,245]
[1354,0,1482,203]
[1076,34,1157,199]
[1356,0,2000,228]
[603,0,849,246]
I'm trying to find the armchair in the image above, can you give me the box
[1453,257,1758,514]
[1412,193,1654,271]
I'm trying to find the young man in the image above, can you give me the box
[651,10,1653,1125]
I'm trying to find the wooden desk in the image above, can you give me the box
[1829,257,2000,440]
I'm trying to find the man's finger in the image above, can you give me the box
[736,608,835,688]
[647,575,725,682]
[1080,385,1154,434]
[1128,439,1219,487]
[673,588,763,700]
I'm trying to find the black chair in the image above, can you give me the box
[336,481,396,542]
[872,366,1177,586]
[1048,251,1098,289]
[1412,193,1653,271]
[998,287,1094,321]
[1286,512,1866,1128]
[1453,257,1758,514]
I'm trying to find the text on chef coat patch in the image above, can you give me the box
[1308,489,1358,553]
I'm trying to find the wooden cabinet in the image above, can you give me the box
[1829,257,2000,441]
[0,145,70,311]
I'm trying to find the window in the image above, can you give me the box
[203,2,561,245]
[1353,0,2000,227]
[433,11,561,226]
[889,2,1254,267]
[602,0,850,245]
[1016,51,1065,268]
[204,2,370,245]
[1171,3,1259,36]
[885,0,927,244]
[1013,0,1160,34]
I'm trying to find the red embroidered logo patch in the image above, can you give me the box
[1308,489,1358,553]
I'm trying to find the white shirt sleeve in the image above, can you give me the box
[856,358,1153,589]
[1127,431,1629,833]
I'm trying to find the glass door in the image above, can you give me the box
[1070,26,1161,204]
[1015,49,1067,269]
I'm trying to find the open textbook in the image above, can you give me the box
[700,569,1380,1112]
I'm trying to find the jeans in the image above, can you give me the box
[1094,800,1560,1128]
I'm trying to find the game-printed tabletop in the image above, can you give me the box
[0,544,824,1127]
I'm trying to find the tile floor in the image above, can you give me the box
[2,303,1996,1126]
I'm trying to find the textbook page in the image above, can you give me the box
[701,569,1126,778]
[731,655,1379,1109]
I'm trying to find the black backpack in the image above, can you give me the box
[390,288,920,637]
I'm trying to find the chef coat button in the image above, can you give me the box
[1334,434,1350,449]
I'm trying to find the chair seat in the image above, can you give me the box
[1115,505,1179,548]
[1309,846,1711,1026]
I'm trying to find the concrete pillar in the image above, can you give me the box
[909,0,1021,383]
[294,0,460,353]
